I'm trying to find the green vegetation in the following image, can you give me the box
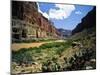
[12,41,72,63]
[12,27,96,74]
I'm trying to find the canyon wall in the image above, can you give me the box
[72,7,96,35]
[12,1,61,42]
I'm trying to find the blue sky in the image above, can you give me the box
[38,2,94,30]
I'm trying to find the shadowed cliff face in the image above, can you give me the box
[72,7,96,35]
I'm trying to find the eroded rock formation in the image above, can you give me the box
[12,1,61,42]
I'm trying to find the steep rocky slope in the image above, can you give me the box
[72,7,96,34]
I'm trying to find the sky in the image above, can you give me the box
[38,2,94,30]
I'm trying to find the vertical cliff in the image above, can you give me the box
[12,1,61,42]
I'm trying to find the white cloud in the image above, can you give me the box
[75,11,82,15]
[37,3,50,19]
[37,3,75,20]
[49,4,75,20]
[42,12,50,19]
[38,8,50,19]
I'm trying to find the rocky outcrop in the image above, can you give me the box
[12,1,61,42]
[72,7,96,35]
